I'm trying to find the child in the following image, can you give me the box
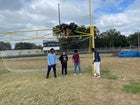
[72,50,82,75]
[46,48,57,79]
[92,48,101,78]
[59,51,68,76]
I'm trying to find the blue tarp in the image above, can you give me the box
[118,51,140,57]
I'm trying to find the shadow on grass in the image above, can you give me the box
[101,69,118,80]
[123,82,140,94]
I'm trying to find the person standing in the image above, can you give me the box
[46,48,57,79]
[59,51,68,76]
[72,50,82,75]
[92,48,101,78]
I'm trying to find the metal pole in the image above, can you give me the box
[89,0,92,25]
[58,3,62,51]
[138,30,140,49]
[90,26,95,74]
[58,4,61,25]
[89,0,95,74]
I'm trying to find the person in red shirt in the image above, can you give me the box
[72,50,82,75]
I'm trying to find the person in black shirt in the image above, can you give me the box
[59,51,68,76]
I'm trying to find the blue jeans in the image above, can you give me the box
[46,64,57,78]
[74,63,81,74]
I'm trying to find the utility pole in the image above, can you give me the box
[58,3,62,52]
[58,4,61,25]
[89,0,92,25]
[138,30,140,49]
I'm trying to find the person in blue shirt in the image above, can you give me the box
[46,48,57,79]
[92,48,101,78]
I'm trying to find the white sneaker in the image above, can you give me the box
[74,73,76,75]
[79,73,82,75]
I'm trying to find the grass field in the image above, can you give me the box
[0,54,140,105]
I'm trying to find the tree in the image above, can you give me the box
[96,29,129,48]
[94,26,100,37]
[128,32,140,47]
[14,42,42,50]
[53,22,100,50]
[53,22,83,50]
[0,42,11,51]
[118,35,129,47]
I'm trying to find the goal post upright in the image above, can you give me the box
[89,0,95,74]
[90,26,95,74]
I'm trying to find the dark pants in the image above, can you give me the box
[61,63,67,75]
[46,64,57,78]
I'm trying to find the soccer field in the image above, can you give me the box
[0,54,140,105]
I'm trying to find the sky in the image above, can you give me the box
[0,0,140,36]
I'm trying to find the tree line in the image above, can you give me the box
[0,22,139,51]
[0,42,42,51]
[53,22,140,50]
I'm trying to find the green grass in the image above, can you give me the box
[123,82,140,94]
[101,69,118,80]
[0,69,9,75]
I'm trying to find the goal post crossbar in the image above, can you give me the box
[0,26,95,73]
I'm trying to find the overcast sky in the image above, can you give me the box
[0,0,140,36]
